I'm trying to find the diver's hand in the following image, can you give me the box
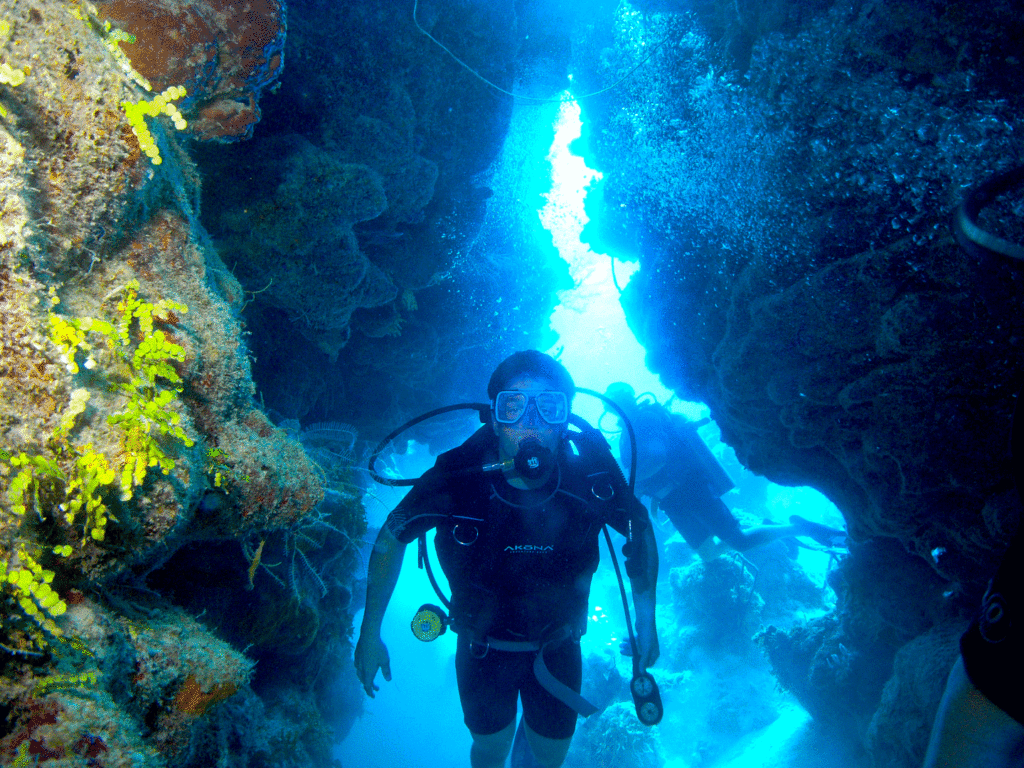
[354,632,391,698]
[619,620,660,669]
[630,591,660,669]
[633,617,660,670]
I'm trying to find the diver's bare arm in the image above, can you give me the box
[923,656,1024,768]
[630,524,660,668]
[354,526,408,696]
[360,525,407,637]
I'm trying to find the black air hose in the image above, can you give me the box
[955,165,1024,261]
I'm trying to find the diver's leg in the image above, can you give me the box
[470,720,516,768]
[788,514,846,547]
[519,640,582,768]
[721,522,800,552]
[707,499,803,553]
[689,497,741,557]
[456,635,521,768]
[695,535,730,561]
[723,518,846,552]
[662,501,720,560]
[522,722,572,768]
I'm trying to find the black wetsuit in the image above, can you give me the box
[959,389,1024,727]
[960,530,1024,726]
[385,426,648,739]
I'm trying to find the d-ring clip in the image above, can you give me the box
[453,524,479,546]
[591,477,615,501]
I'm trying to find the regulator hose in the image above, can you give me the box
[367,403,488,486]
[955,165,1024,261]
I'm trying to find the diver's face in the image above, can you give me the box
[492,374,567,464]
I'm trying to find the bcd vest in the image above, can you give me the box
[431,426,630,642]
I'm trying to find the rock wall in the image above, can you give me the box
[196,0,571,446]
[571,0,1023,763]
[2,0,572,762]
[1,1,362,764]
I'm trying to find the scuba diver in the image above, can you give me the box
[923,382,1024,767]
[922,165,1024,768]
[354,351,660,768]
[602,382,846,560]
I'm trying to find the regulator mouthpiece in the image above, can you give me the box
[514,439,554,480]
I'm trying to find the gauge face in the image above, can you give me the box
[632,675,654,697]
[630,675,655,700]
[639,702,662,724]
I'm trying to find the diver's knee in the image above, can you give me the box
[696,536,728,560]
[523,722,572,768]
[470,720,515,768]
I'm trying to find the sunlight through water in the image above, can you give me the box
[537,100,849,768]
[540,98,706,429]
[537,98,845,591]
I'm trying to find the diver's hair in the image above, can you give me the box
[487,350,576,402]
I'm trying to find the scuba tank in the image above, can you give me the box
[672,419,735,499]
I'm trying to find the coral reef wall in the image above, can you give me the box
[0,0,363,764]
[578,0,1024,576]
[571,0,1023,764]
[2,0,570,764]
[195,0,571,445]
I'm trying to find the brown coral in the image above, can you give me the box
[173,673,238,716]
[96,0,286,141]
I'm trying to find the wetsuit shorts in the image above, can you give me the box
[455,632,582,740]
[959,531,1024,726]
[659,483,741,550]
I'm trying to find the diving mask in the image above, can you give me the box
[493,390,568,425]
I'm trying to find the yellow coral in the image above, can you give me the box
[14,284,196,534]
[33,670,99,696]
[1,19,27,119]
[110,387,192,497]
[61,444,118,540]
[0,283,196,554]
[132,329,186,385]
[121,85,188,165]
[0,62,24,87]
[116,279,188,346]
[49,314,92,373]
[59,387,91,435]
[5,442,117,544]
[5,452,65,519]
[1,545,68,637]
